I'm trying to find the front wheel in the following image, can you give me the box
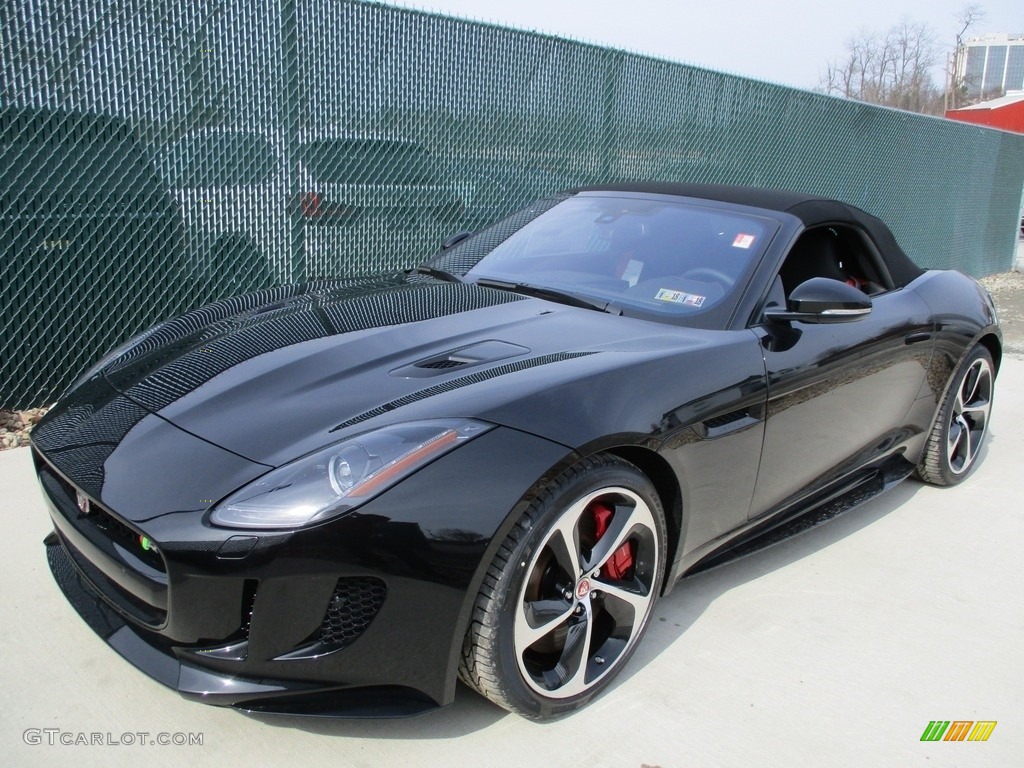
[916,345,995,485]
[459,455,666,719]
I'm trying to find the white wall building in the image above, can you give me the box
[961,33,1024,101]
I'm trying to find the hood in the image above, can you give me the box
[95,274,694,466]
[32,375,271,522]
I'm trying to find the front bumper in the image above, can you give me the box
[35,425,572,715]
[44,536,437,716]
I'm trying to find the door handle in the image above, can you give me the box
[904,332,932,345]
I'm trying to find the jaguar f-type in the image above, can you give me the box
[32,183,1000,719]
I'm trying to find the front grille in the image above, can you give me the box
[318,577,387,650]
[45,466,165,574]
[54,531,167,625]
[36,452,169,627]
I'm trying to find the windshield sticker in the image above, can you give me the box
[732,233,755,249]
[621,259,644,287]
[655,288,705,307]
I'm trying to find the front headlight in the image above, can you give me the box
[209,419,492,529]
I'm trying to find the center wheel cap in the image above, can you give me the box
[575,578,592,600]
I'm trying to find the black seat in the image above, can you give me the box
[779,228,849,296]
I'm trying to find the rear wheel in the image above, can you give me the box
[459,455,666,719]
[917,345,994,485]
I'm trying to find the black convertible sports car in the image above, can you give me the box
[32,183,1000,720]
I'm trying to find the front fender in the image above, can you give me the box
[347,424,575,707]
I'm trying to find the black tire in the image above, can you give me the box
[916,345,994,486]
[459,454,667,719]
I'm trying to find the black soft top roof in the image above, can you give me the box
[573,182,925,288]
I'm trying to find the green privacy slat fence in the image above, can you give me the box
[2,0,1024,409]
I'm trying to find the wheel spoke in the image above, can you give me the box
[596,579,651,615]
[548,613,594,696]
[946,418,961,453]
[587,501,645,573]
[546,514,583,579]
[963,423,986,466]
[947,418,967,467]
[516,599,573,649]
[961,364,981,407]
[961,401,990,421]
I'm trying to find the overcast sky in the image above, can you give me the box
[382,0,1021,89]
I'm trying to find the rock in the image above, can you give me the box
[0,407,50,451]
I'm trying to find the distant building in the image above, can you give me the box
[958,33,1024,102]
[945,91,1024,134]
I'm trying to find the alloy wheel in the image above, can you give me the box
[946,356,993,475]
[513,487,660,699]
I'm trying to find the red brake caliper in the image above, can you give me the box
[590,501,635,580]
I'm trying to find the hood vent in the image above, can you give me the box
[339,351,598,431]
[391,340,530,378]
[418,357,471,370]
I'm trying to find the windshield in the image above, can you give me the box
[453,194,777,325]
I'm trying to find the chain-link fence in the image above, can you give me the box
[3,0,1024,409]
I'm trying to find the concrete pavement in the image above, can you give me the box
[2,360,1022,767]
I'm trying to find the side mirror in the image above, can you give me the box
[440,231,473,250]
[764,277,871,324]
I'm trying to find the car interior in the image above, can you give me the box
[762,224,895,311]
[490,212,763,312]
[605,215,768,310]
[780,225,893,296]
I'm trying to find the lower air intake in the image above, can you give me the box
[319,577,387,650]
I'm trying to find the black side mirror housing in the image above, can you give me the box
[764,277,872,324]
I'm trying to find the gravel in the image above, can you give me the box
[3,268,1022,452]
[979,269,1024,360]
[0,407,49,451]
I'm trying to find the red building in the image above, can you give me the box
[945,91,1024,133]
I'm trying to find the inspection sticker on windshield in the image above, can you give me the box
[655,288,705,307]
[621,259,644,287]
[732,233,755,249]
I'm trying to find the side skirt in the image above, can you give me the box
[676,453,915,579]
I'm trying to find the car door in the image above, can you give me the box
[655,328,770,572]
[746,225,934,520]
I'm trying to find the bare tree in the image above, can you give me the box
[946,4,986,110]
[820,18,944,115]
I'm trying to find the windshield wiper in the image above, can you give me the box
[472,278,622,315]
[407,265,466,283]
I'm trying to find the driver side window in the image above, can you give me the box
[778,225,891,300]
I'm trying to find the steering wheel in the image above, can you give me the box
[680,267,734,287]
